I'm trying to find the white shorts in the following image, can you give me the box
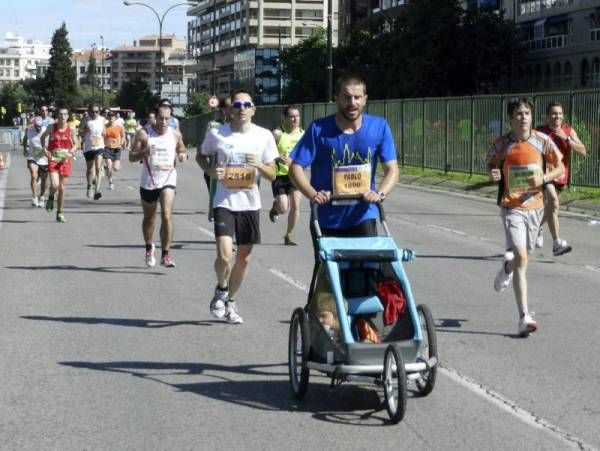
[501,207,543,253]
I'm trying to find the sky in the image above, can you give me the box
[0,0,191,51]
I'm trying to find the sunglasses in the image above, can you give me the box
[232,101,254,109]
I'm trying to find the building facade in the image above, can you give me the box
[508,0,600,91]
[72,49,111,91]
[0,32,50,86]
[187,0,338,103]
[110,35,186,93]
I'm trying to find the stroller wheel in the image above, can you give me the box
[288,307,310,399]
[383,344,407,424]
[415,304,438,396]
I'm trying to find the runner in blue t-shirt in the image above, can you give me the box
[289,73,398,246]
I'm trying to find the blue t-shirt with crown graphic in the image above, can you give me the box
[290,113,396,229]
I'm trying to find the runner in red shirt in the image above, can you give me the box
[535,102,587,256]
[41,107,78,223]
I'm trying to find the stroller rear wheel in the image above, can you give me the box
[415,304,437,396]
[288,307,310,399]
[383,344,407,424]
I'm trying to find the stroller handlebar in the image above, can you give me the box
[310,194,390,238]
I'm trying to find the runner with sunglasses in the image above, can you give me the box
[198,90,278,324]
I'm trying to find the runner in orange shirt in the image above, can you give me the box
[486,98,564,337]
[103,111,125,190]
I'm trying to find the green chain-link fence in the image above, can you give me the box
[181,90,600,188]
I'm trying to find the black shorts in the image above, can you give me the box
[103,148,122,161]
[27,160,48,172]
[213,208,261,245]
[83,150,100,161]
[271,175,297,197]
[140,185,176,203]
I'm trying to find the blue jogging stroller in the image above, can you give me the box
[287,197,438,424]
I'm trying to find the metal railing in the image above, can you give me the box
[180,89,600,188]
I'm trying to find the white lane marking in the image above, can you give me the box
[271,264,596,450]
[441,366,596,451]
[197,226,215,239]
[0,152,10,231]
[126,185,135,191]
[269,268,308,293]
[584,265,600,273]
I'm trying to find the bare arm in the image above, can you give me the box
[362,159,399,203]
[175,131,186,162]
[568,129,586,157]
[246,153,276,182]
[289,162,330,204]
[129,129,149,163]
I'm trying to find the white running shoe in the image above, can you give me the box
[552,239,572,256]
[38,196,45,208]
[109,182,114,190]
[535,227,543,248]
[145,243,156,267]
[494,251,514,292]
[210,286,228,318]
[31,197,38,207]
[86,186,93,198]
[225,301,243,324]
[518,313,537,337]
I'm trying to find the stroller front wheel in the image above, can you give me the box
[383,344,407,424]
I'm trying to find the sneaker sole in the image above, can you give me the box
[210,309,226,319]
[520,324,537,337]
[225,317,244,324]
[553,246,572,257]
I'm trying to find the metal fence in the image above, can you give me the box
[181,89,600,188]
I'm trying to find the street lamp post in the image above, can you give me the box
[123,0,192,96]
[278,27,283,103]
[100,35,105,107]
[90,42,96,100]
[326,0,333,103]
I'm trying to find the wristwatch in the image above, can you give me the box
[378,191,386,202]
[566,136,571,143]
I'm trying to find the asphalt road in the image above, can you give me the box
[1,147,599,450]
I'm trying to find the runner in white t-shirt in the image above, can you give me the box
[198,90,278,324]
[80,104,105,199]
[129,104,187,268]
[22,117,48,207]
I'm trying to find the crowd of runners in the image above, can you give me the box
[11,72,585,334]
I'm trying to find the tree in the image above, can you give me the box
[280,29,328,103]
[77,84,116,109]
[116,79,158,118]
[456,7,524,94]
[184,91,211,117]
[85,51,98,87]
[0,83,29,125]
[44,23,79,109]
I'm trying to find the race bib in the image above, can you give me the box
[507,164,542,194]
[224,163,255,190]
[51,149,69,162]
[150,146,173,169]
[32,147,44,159]
[332,164,371,196]
[91,136,103,147]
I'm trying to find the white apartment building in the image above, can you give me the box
[110,35,186,93]
[187,0,338,103]
[72,49,112,91]
[0,32,51,86]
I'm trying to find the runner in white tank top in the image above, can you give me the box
[140,125,178,190]
[129,104,187,268]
